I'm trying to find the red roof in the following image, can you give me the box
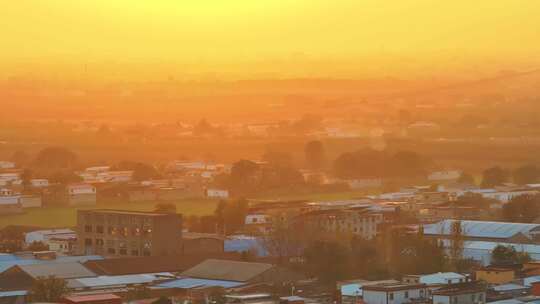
[63,294,121,303]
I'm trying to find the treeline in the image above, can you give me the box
[333,149,429,179]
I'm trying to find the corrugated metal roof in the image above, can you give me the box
[0,254,103,273]
[181,259,273,282]
[19,262,96,279]
[419,272,466,285]
[424,220,540,239]
[156,277,244,289]
[67,272,174,289]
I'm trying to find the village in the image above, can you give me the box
[2,147,540,304]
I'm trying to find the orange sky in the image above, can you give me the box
[2,1,540,80]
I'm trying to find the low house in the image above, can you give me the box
[181,259,296,284]
[0,262,96,290]
[66,184,97,206]
[428,171,462,182]
[0,161,15,169]
[362,283,429,304]
[83,253,240,276]
[61,294,122,304]
[207,188,230,199]
[431,282,486,304]
[403,272,467,286]
[475,266,516,284]
[338,279,400,304]
[30,179,49,188]
[25,228,76,246]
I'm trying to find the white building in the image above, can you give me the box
[30,179,49,188]
[207,188,229,199]
[24,228,77,246]
[428,170,462,182]
[66,184,97,206]
[419,272,467,285]
[346,178,383,189]
[363,283,428,304]
[0,161,15,169]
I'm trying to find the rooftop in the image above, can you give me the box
[181,259,274,282]
[424,220,540,239]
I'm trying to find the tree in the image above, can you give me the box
[262,150,293,167]
[513,165,540,185]
[492,245,531,265]
[449,220,464,270]
[28,276,69,303]
[221,199,249,235]
[48,170,83,184]
[229,160,260,195]
[11,150,29,167]
[33,147,77,170]
[457,172,475,185]
[154,203,177,214]
[304,140,326,170]
[21,169,33,193]
[482,166,509,187]
[303,241,350,283]
[260,217,307,263]
[502,194,540,222]
[113,161,160,181]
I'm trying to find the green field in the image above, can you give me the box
[0,199,219,229]
[0,190,379,229]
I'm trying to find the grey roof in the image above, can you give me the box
[424,220,540,239]
[492,283,527,292]
[0,254,103,273]
[181,259,274,282]
[419,272,466,285]
[67,272,174,289]
[18,262,96,279]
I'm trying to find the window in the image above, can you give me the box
[119,249,127,255]
[84,238,92,246]
[143,250,151,256]
[96,225,104,234]
[453,297,458,304]
[472,294,476,302]
[95,239,104,246]
[84,225,92,233]
[389,293,394,300]
[107,248,116,254]
[131,250,139,256]
[479,294,484,301]
[405,291,409,299]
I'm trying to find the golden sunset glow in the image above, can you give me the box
[3,1,540,79]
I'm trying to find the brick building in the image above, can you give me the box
[77,209,182,257]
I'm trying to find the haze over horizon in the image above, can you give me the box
[3,1,540,80]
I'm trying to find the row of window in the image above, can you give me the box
[84,225,152,237]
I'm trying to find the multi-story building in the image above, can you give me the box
[297,208,383,239]
[77,209,182,257]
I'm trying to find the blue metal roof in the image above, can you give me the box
[0,290,27,298]
[157,277,244,289]
[225,237,268,257]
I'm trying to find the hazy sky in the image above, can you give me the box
[3,1,540,79]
